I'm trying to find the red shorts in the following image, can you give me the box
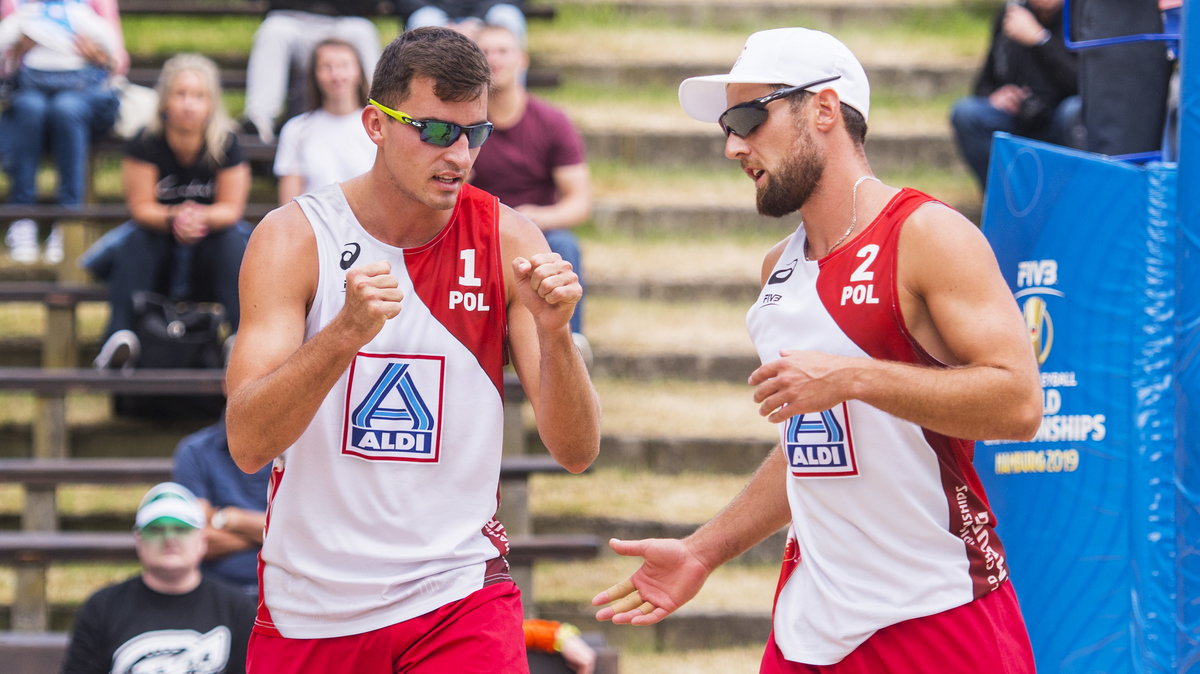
[246,581,527,674]
[759,581,1036,674]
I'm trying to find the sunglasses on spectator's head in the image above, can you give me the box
[137,524,198,542]
[369,98,494,149]
[718,75,842,139]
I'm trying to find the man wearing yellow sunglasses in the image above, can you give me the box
[226,26,600,673]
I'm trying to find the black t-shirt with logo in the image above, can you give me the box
[61,576,256,674]
[124,130,244,207]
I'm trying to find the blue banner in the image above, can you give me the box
[981,134,1191,673]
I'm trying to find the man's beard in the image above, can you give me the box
[756,130,824,218]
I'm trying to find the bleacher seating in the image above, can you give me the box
[0,4,619,670]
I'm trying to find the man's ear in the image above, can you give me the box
[362,105,386,145]
[811,89,843,133]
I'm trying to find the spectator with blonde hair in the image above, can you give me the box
[93,53,250,369]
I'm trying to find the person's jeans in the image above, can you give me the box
[103,223,249,338]
[543,228,584,334]
[5,66,117,206]
[243,11,380,134]
[950,95,1082,188]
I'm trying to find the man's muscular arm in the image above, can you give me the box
[749,204,1042,441]
[502,207,600,473]
[225,204,404,473]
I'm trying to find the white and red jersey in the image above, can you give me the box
[255,183,512,639]
[746,189,1011,665]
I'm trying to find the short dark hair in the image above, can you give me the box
[789,90,868,145]
[369,27,491,107]
[306,39,369,112]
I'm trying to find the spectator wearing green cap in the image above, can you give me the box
[60,482,256,674]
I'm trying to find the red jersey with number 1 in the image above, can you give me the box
[745,188,1014,665]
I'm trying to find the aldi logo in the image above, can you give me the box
[784,403,858,478]
[342,353,445,462]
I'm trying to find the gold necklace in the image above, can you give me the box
[804,175,881,261]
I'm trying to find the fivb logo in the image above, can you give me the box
[784,403,858,477]
[342,353,444,462]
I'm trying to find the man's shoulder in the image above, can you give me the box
[83,575,146,610]
[525,96,575,126]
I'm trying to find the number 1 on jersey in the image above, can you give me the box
[459,249,482,287]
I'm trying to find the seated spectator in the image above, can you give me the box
[273,38,376,204]
[60,482,255,674]
[94,53,249,368]
[0,0,126,264]
[242,1,380,143]
[470,24,592,357]
[950,0,1080,188]
[400,1,527,43]
[173,413,271,595]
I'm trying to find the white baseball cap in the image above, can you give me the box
[135,482,205,531]
[678,28,870,123]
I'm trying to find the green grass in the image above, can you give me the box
[0,563,140,605]
[119,16,402,60]
[545,2,990,42]
[0,393,113,425]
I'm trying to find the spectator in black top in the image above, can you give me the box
[60,482,256,674]
[242,0,380,142]
[94,53,249,366]
[950,0,1081,188]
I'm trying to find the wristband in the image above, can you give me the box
[553,623,581,652]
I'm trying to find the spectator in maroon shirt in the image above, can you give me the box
[471,23,592,343]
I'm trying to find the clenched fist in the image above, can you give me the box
[512,252,581,332]
[340,261,404,346]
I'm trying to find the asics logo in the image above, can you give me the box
[768,258,798,285]
[340,243,361,270]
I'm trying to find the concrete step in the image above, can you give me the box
[590,199,982,235]
[533,513,786,566]
[582,127,960,172]
[553,60,974,99]
[0,419,214,459]
[593,351,758,383]
[589,277,759,303]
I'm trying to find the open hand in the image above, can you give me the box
[592,538,712,626]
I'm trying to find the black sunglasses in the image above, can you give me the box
[369,98,494,149]
[717,75,842,139]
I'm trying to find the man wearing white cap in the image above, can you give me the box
[61,483,255,673]
[594,28,1041,672]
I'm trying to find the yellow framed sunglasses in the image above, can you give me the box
[369,98,494,149]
